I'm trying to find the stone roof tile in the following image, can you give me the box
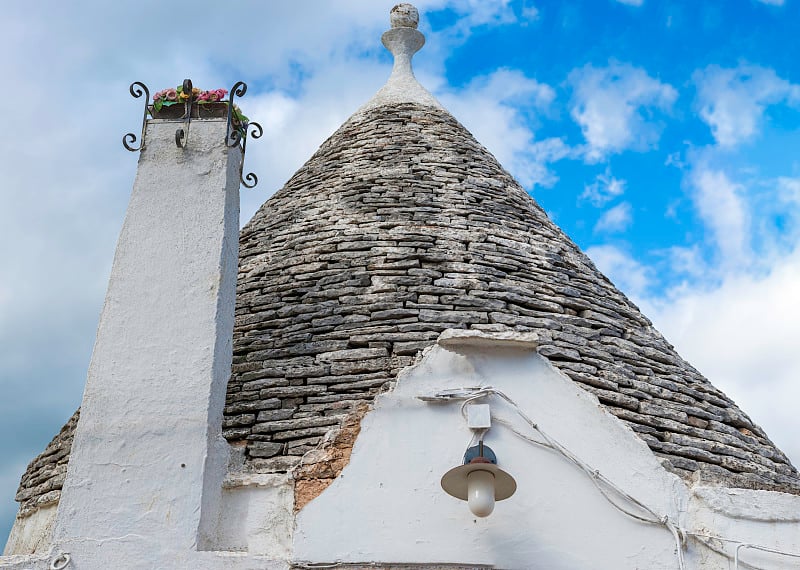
[15,29,800,515]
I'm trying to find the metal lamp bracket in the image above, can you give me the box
[464,442,498,465]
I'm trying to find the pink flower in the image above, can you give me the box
[153,90,163,101]
[215,89,228,100]
[165,88,178,102]
[207,91,219,102]
[197,91,210,101]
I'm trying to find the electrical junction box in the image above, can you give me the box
[466,404,491,430]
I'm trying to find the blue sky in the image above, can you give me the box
[2,0,800,543]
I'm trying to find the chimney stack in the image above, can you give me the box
[51,97,242,565]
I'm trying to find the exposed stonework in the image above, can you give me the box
[390,3,419,29]
[293,402,370,511]
[15,410,78,516]
[225,101,800,495]
[14,100,800,514]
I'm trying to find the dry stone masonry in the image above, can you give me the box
[14,7,800,518]
[15,411,78,517]
[223,102,800,495]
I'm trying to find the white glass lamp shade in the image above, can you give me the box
[441,458,516,517]
[467,469,496,517]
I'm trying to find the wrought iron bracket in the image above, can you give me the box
[225,81,262,189]
[238,121,263,188]
[225,81,247,147]
[123,78,262,188]
[123,81,150,151]
[175,78,194,148]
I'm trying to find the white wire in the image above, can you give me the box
[734,542,800,569]
[488,388,664,524]
[422,385,800,568]
[664,518,687,570]
[455,386,680,566]
[689,534,761,570]
[444,386,800,570]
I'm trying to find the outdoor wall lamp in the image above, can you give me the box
[441,441,517,517]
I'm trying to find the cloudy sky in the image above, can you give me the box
[2,0,799,542]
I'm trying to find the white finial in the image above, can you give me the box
[390,3,419,29]
[356,4,442,112]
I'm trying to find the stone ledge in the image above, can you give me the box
[437,328,539,350]
[691,485,800,521]
[222,473,291,489]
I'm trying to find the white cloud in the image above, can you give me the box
[643,246,800,466]
[585,244,652,298]
[0,0,536,536]
[665,246,708,279]
[595,202,633,233]
[449,0,516,27]
[415,0,517,47]
[777,177,800,217]
[586,235,800,470]
[580,169,627,206]
[689,167,750,267]
[439,69,570,188]
[521,5,540,20]
[693,64,800,147]
[568,62,677,161]
[678,155,800,279]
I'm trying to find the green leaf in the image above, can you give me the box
[154,100,163,112]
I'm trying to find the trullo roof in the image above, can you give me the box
[15,3,800,517]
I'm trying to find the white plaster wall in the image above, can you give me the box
[293,331,800,569]
[209,474,295,558]
[2,505,57,556]
[688,486,800,568]
[47,119,242,567]
[3,325,799,569]
[294,332,686,569]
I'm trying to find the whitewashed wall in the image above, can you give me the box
[4,327,800,569]
[293,330,800,569]
[295,331,681,568]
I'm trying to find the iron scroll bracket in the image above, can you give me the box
[175,79,194,148]
[122,78,262,188]
[225,81,247,147]
[238,121,263,189]
[122,81,150,152]
[225,81,262,189]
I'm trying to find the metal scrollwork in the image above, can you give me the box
[226,81,248,147]
[122,81,150,151]
[175,78,194,148]
[122,77,261,186]
[239,121,263,188]
[224,81,261,188]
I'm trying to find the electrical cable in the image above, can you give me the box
[427,385,800,570]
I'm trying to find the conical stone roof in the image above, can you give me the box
[14,4,800,517]
[225,99,799,493]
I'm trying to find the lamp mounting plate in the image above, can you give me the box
[464,443,497,465]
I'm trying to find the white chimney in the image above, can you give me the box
[50,106,242,566]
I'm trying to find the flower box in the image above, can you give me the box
[150,101,229,120]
